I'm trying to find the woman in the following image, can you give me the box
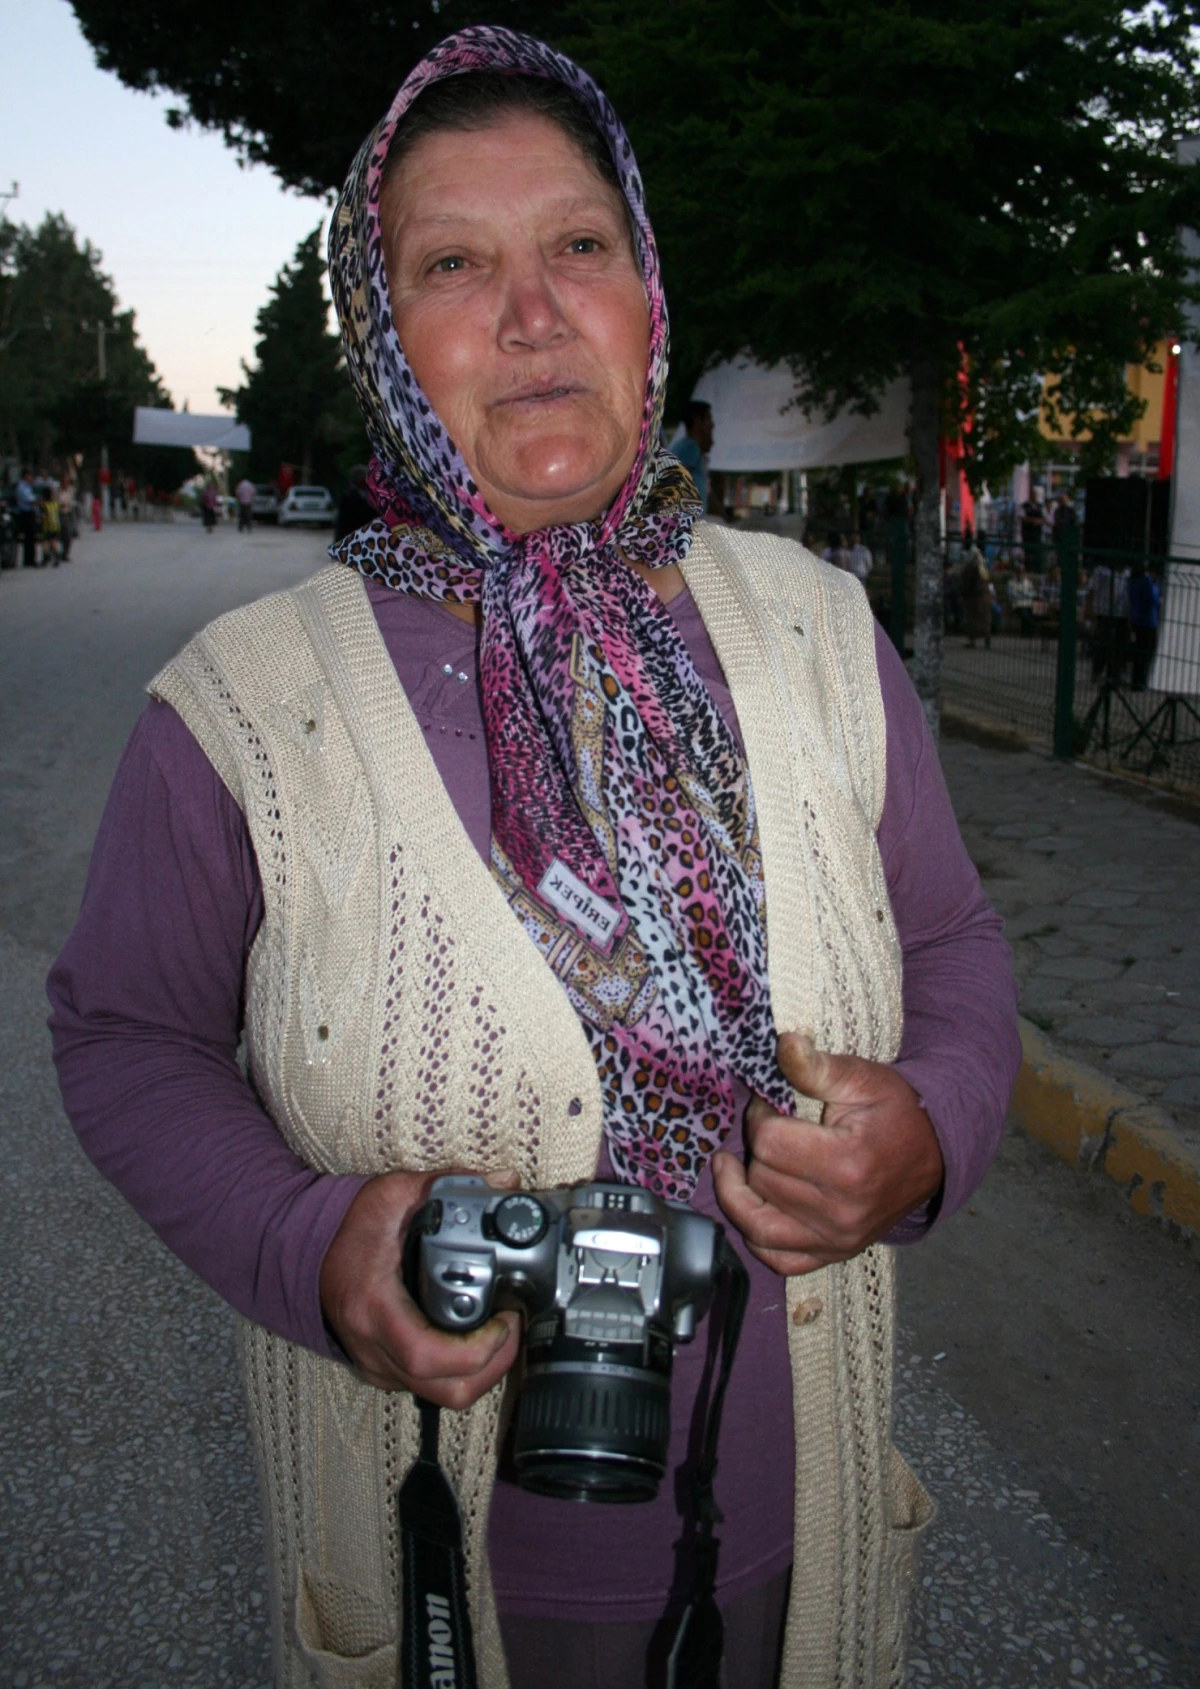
[49,27,1020,1689]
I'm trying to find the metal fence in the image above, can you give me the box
[860,519,1200,797]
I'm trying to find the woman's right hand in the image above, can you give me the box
[319,1169,522,1406]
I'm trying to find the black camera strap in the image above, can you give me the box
[666,1233,751,1689]
[397,1396,477,1689]
[396,1237,750,1689]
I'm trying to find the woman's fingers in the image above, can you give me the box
[354,1308,522,1404]
[712,1150,826,1269]
[320,1168,524,1403]
[716,1033,945,1274]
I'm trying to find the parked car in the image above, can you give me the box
[252,484,281,523]
[278,485,336,528]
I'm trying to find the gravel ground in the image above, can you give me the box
[897,1363,1185,1688]
[0,930,272,1689]
[939,734,1200,1150]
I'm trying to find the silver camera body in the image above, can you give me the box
[410,1175,724,1501]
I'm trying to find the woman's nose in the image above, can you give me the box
[496,260,571,352]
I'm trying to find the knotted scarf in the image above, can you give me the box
[328,26,791,1198]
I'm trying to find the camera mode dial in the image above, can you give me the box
[492,1193,548,1248]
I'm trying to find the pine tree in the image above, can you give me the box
[223,228,362,486]
[0,212,173,481]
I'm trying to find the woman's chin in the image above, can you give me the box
[478,441,632,530]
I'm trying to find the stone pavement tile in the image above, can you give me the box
[1031,957,1129,983]
[938,736,1200,1147]
[1094,904,1163,928]
[1028,935,1083,959]
[991,821,1052,840]
[1005,908,1076,938]
[1055,1017,1160,1047]
[1111,1042,1200,1080]
[1122,959,1200,991]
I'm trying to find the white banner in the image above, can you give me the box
[133,408,250,452]
[1169,138,1200,561]
[690,357,910,472]
[1148,560,1200,696]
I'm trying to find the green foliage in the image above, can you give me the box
[71,0,1200,493]
[0,212,177,482]
[565,0,1200,490]
[69,1,570,199]
[221,228,366,486]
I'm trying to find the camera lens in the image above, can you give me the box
[511,1330,673,1504]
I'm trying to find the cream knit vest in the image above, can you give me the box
[150,523,932,1689]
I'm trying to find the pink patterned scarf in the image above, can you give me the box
[329,26,789,1197]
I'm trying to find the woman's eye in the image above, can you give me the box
[432,255,467,274]
[567,238,599,255]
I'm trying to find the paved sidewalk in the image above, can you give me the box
[939,731,1200,1219]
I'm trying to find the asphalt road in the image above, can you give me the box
[1,523,1197,1689]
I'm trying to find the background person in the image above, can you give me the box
[959,529,991,649]
[49,30,1019,1689]
[1084,560,1130,683]
[1020,491,1045,571]
[670,398,714,512]
[1127,560,1160,692]
[38,483,62,566]
[334,462,375,541]
[15,466,38,568]
[199,477,219,534]
[234,473,256,532]
[847,528,873,586]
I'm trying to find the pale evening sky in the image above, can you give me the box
[0,0,331,415]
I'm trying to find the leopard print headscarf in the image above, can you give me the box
[329,26,790,1198]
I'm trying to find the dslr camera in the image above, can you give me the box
[408,1175,725,1503]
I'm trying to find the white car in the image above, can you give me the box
[278,485,335,528]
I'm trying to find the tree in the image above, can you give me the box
[566,0,1200,731]
[74,0,1200,728]
[222,228,364,486]
[0,212,177,483]
[69,1,569,198]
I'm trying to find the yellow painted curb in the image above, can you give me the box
[1012,1018,1200,1242]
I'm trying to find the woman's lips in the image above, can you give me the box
[493,380,586,407]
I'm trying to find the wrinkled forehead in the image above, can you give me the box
[363,59,656,298]
[377,113,637,269]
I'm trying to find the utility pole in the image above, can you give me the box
[81,318,111,520]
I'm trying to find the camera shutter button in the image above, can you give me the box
[493,1194,548,1248]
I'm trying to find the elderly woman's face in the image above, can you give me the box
[381,113,651,534]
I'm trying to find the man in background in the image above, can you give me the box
[1084,560,1130,682]
[1021,491,1046,571]
[15,467,38,569]
[335,465,376,543]
[671,400,714,512]
[1127,561,1160,691]
[847,529,873,586]
[235,474,256,533]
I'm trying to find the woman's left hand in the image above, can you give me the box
[712,1031,945,1276]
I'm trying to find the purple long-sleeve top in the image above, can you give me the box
[48,572,1020,1621]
